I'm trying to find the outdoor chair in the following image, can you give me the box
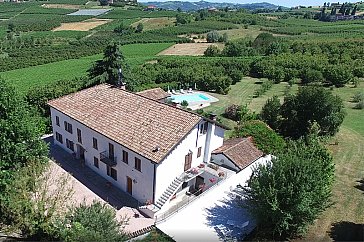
[172,89,177,95]
[215,224,232,238]
[180,89,186,94]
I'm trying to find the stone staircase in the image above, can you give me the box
[155,177,183,209]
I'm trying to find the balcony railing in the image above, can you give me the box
[100,151,117,166]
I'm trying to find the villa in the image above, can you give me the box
[48,84,270,237]
[48,84,227,206]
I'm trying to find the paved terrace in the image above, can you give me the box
[45,136,154,234]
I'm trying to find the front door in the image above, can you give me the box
[127,176,132,195]
[77,144,85,160]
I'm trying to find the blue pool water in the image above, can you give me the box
[171,93,210,103]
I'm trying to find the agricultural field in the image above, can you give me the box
[215,25,263,40]
[131,17,176,31]
[157,43,223,56]
[52,18,112,31]
[1,42,173,94]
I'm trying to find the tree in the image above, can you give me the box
[223,104,257,122]
[352,5,357,15]
[301,69,324,84]
[1,163,74,240]
[204,45,221,57]
[175,13,192,25]
[7,23,15,33]
[252,33,276,53]
[218,33,228,42]
[206,31,220,43]
[260,96,281,131]
[232,120,285,154]
[88,43,136,90]
[99,0,109,6]
[0,79,48,194]
[60,201,127,242]
[243,138,334,238]
[345,7,351,15]
[136,23,144,33]
[325,65,354,87]
[180,100,189,107]
[280,86,346,138]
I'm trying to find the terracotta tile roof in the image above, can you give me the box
[212,137,263,170]
[48,84,201,163]
[137,88,170,101]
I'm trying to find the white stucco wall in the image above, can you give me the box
[203,124,225,163]
[211,153,240,172]
[154,120,225,201]
[50,108,154,203]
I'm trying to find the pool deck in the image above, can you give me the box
[169,91,219,110]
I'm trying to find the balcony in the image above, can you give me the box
[100,151,117,166]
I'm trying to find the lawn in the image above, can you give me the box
[298,82,364,242]
[206,78,364,241]
[215,25,263,40]
[1,54,101,94]
[1,42,174,94]
[131,17,176,31]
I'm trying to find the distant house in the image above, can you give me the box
[144,5,157,11]
[207,7,218,12]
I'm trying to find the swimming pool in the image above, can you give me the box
[171,93,211,103]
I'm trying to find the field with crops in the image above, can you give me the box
[1,43,173,94]
[0,3,363,241]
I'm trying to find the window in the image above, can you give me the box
[199,122,208,134]
[107,165,110,176]
[77,128,82,144]
[109,143,114,160]
[94,157,99,168]
[197,147,202,158]
[107,165,117,181]
[122,150,128,164]
[55,132,63,144]
[93,138,98,150]
[184,152,192,171]
[56,116,60,126]
[66,139,74,151]
[135,157,141,172]
[110,168,117,181]
[64,121,73,134]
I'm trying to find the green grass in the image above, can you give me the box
[1,54,101,94]
[1,43,173,94]
[205,77,364,241]
[298,82,364,242]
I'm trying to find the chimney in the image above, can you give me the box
[117,67,126,90]
[209,113,217,121]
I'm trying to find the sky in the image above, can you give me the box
[139,0,359,8]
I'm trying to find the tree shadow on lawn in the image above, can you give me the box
[329,221,364,241]
[354,178,364,193]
